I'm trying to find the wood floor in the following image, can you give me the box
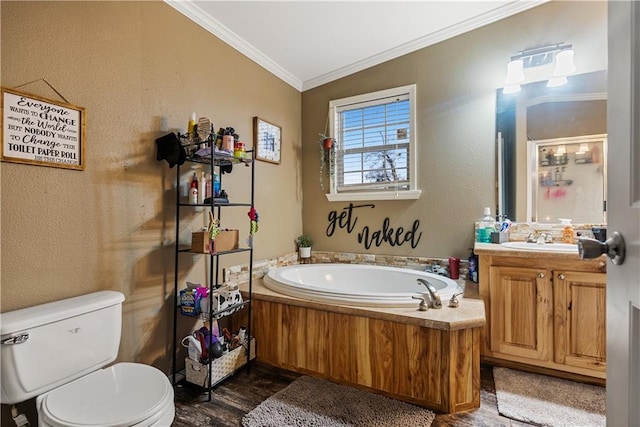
[173,361,535,426]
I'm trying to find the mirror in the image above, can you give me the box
[496,70,607,223]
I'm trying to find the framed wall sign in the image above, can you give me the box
[253,116,281,164]
[1,87,85,171]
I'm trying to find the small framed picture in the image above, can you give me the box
[253,116,281,164]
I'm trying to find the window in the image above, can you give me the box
[327,84,420,201]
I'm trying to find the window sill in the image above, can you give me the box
[325,190,421,202]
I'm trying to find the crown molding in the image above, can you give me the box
[164,0,303,91]
[166,0,547,93]
[302,1,548,91]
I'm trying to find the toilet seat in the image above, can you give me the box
[38,363,174,427]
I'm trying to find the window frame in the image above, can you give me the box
[326,84,421,202]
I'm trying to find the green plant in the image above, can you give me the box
[296,234,313,247]
[318,133,334,190]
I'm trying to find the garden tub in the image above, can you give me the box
[263,263,461,307]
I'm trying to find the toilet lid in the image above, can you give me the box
[39,363,174,427]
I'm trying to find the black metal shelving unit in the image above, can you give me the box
[170,135,255,401]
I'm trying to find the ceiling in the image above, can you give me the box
[165,1,547,92]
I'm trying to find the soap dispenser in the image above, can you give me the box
[560,218,574,244]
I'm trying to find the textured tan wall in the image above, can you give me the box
[0,0,302,373]
[0,0,606,392]
[301,1,607,259]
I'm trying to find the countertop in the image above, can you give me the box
[473,241,607,273]
[240,278,486,332]
[474,241,585,260]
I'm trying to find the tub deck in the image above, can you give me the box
[239,279,485,414]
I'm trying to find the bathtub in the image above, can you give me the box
[263,263,461,307]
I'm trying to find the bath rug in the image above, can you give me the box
[493,366,606,426]
[242,375,435,427]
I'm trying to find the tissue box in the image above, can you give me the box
[210,230,239,253]
[190,229,239,253]
[190,231,212,253]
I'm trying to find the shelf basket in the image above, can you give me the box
[185,337,256,388]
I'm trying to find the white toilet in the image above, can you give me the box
[0,291,175,426]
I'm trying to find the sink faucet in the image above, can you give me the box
[416,278,442,309]
[527,232,553,244]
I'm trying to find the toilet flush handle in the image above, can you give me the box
[1,333,29,345]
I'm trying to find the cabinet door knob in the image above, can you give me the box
[558,273,566,280]
[537,272,545,279]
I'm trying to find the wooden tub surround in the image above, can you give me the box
[239,280,486,414]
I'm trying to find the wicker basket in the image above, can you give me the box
[185,338,256,387]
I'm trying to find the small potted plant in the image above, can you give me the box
[320,133,334,150]
[296,234,313,259]
[318,134,334,190]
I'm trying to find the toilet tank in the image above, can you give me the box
[0,291,125,404]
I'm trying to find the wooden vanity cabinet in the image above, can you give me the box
[554,270,606,373]
[489,265,553,361]
[477,247,606,381]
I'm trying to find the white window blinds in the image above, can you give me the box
[333,90,413,194]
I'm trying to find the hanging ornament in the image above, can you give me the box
[207,211,220,240]
[247,207,259,235]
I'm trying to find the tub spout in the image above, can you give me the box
[416,278,442,309]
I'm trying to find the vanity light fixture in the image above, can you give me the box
[503,43,576,93]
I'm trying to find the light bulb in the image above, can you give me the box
[505,59,525,85]
[553,49,576,77]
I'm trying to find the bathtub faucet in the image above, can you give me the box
[416,278,442,309]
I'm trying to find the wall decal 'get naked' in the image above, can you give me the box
[326,203,422,249]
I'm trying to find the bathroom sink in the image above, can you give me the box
[500,241,578,253]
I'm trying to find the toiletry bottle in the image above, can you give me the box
[187,112,196,141]
[476,207,495,243]
[237,325,247,344]
[199,171,207,204]
[189,173,198,204]
[185,335,202,362]
[540,148,549,166]
[560,218,574,244]
[213,172,221,197]
[206,173,212,200]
